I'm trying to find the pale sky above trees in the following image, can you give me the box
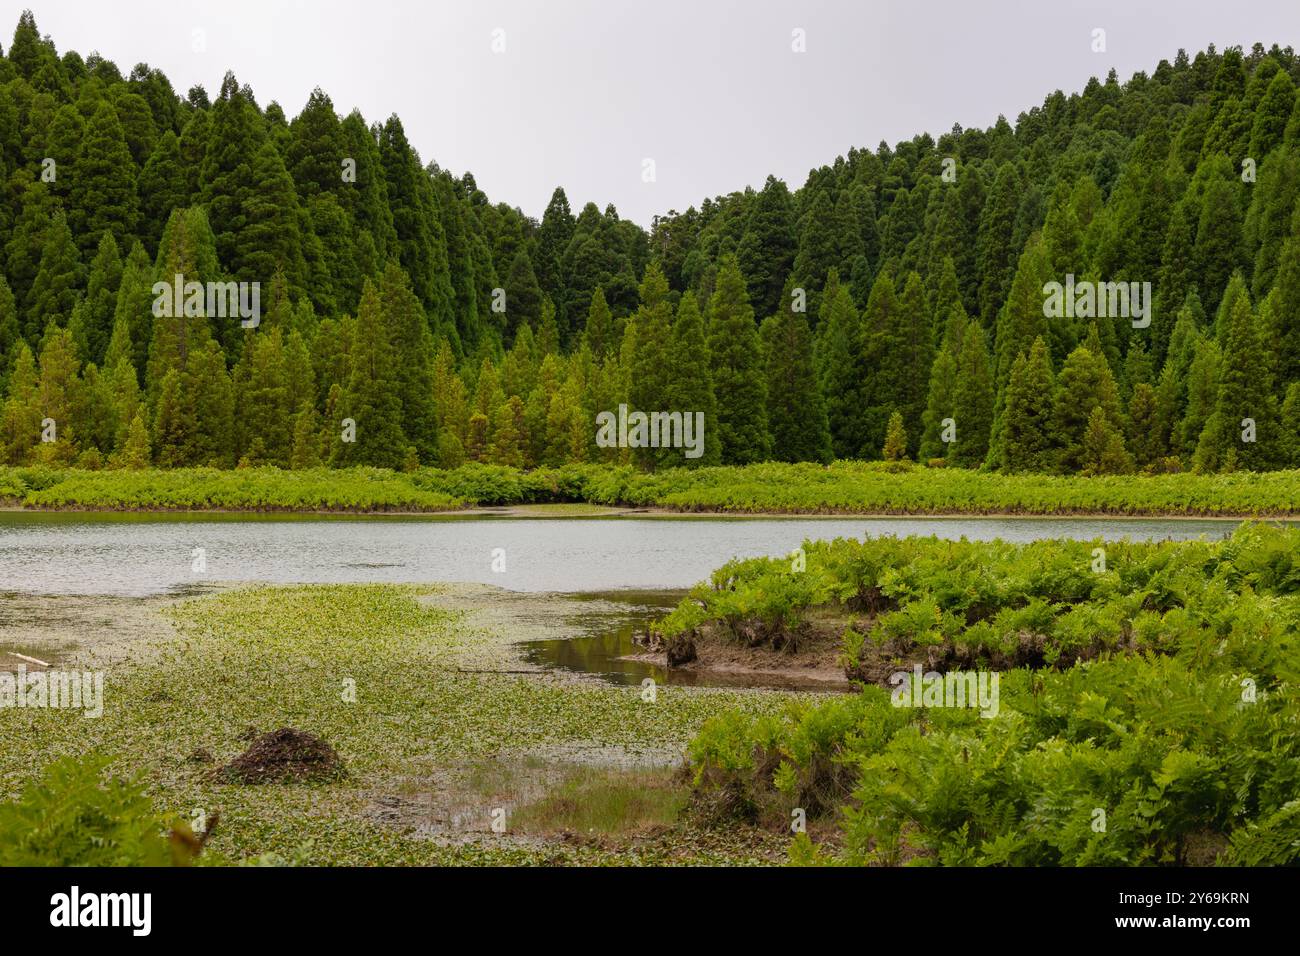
[18,0,1300,224]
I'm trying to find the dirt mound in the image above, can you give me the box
[219,727,345,784]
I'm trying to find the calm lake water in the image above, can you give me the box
[0,512,1250,597]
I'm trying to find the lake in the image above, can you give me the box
[0,512,1250,597]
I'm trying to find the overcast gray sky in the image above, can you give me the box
[11,1,1300,225]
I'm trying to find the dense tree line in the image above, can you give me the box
[1,10,1299,474]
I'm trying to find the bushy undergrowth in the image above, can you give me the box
[2,466,462,511]
[0,756,208,866]
[682,524,1300,865]
[2,461,1299,515]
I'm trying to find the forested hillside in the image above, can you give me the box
[1,9,1298,474]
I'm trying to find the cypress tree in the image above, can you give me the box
[503,248,542,341]
[1245,146,1300,299]
[4,175,60,319]
[1213,271,1251,343]
[239,139,309,293]
[949,321,994,468]
[1270,226,1300,388]
[1151,201,1196,366]
[186,340,236,467]
[290,403,323,469]
[488,393,526,467]
[0,342,40,464]
[762,301,831,464]
[1195,290,1278,471]
[1193,177,1246,317]
[26,211,81,340]
[861,270,930,457]
[584,287,613,359]
[152,368,192,466]
[1178,336,1221,460]
[881,411,908,461]
[994,234,1052,390]
[1041,180,1085,278]
[136,130,187,253]
[707,255,769,463]
[1052,339,1126,472]
[377,259,438,462]
[791,189,839,312]
[339,109,396,265]
[930,258,963,349]
[525,355,561,465]
[536,298,560,358]
[1249,69,1296,160]
[144,208,220,401]
[628,263,674,468]
[816,283,865,458]
[919,345,958,462]
[35,324,82,463]
[287,88,345,201]
[997,338,1056,473]
[237,326,291,465]
[201,75,267,270]
[379,115,454,330]
[666,290,720,466]
[1127,382,1165,468]
[535,187,575,313]
[117,408,151,468]
[832,189,865,280]
[177,109,209,203]
[736,175,796,319]
[40,104,84,206]
[71,100,138,258]
[501,323,538,400]
[849,183,880,281]
[1079,405,1134,475]
[113,240,154,379]
[304,192,354,318]
[68,232,121,365]
[436,335,473,447]
[334,278,406,468]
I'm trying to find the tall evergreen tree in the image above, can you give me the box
[816,283,866,458]
[136,130,187,253]
[666,290,720,466]
[1195,290,1278,471]
[994,234,1052,390]
[0,342,40,464]
[378,259,439,461]
[996,337,1056,473]
[762,299,831,463]
[977,162,1019,327]
[503,248,543,342]
[67,232,121,365]
[949,321,994,468]
[334,278,406,468]
[25,211,81,340]
[706,256,769,463]
[584,287,613,360]
[627,264,675,467]
[736,175,796,319]
[1051,338,1126,472]
[791,189,839,313]
[70,100,139,259]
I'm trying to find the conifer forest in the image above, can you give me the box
[0,2,1296,926]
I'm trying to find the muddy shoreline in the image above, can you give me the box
[0,580,811,864]
[1,581,840,693]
